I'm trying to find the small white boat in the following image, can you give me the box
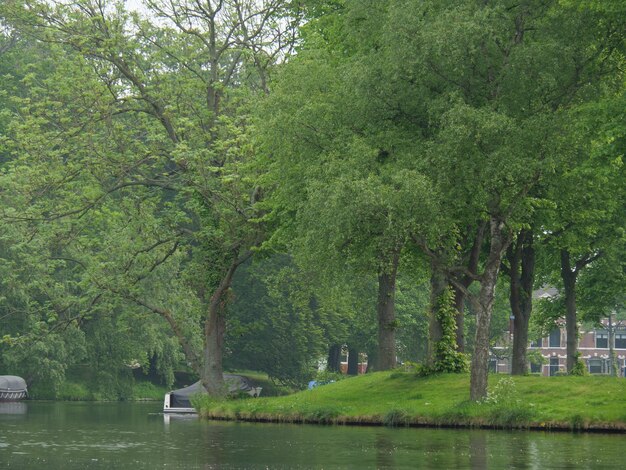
[163,374,262,413]
[0,376,28,401]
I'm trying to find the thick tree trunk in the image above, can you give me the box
[560,250,578,373]
[327,344,342,373]
[203,302,226,395]
[509,230,535,375]
[347,346,359,375]
[201,252,249,396]
[470,217,511,401]
[453,222,486,353]
[428,263,447,367]
[376,252,400,371]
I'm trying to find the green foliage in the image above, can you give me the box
[383,409,411,427]
[224,257,327,388]
[527,350,548,367]
[314,370,345,384]
[0,0,624,402]
[130,380,169,401]
[0,0,297,397]
[569,353,588,376]
[56,381,92,401]
[433,287,468,373]
[481,377,536,427]
[395,275,430,363]
[482,377,520,406]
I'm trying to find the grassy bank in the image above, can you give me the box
[195,371,626,432]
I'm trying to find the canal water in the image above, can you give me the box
[0,401,623,469]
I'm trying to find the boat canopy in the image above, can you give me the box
[169,374,255,408]
[0,376,27,392]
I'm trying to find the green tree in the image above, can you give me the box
[258,0,441,371]
[385,0,622,399]
[0,0,296,395]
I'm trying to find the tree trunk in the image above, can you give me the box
[347,346,359,375]
[376,251,400,371]
[453,287,466,353]
[366,346,377,373]
[327,344,342,373]
[203,301,226,395]
[608,314,616,376]
[470,217,511,401]
[455,222,486,353]
[201,253,248,396]
[560,249,578,373]
[509,229,535,375]
[428,262,447,367]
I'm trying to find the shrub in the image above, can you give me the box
[481,377,535,428]
[487,406,535,427]
[306,406,341,424]
[482,376,519,406]
[569,353,588,376]
[315,370,345,383]
[383,409,411,427]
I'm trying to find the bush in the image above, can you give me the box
[569,353,588,376]
[481,377,535,428]
[57,381,92,401]
[313,370,345,385]
[383,409,411,427]
[132,381,168,400]
[305,406,341,424]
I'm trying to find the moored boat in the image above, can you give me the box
[0,376,28,401]
[163,374,262,413]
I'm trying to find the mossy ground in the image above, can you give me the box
[195,371,626,432]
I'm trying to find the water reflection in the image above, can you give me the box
[1,403,625,469]
[469,431,487,469]
[162,412,198,428]
[0,401,27,416]
[375,432,395,468]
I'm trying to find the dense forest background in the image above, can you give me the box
[0,0,624,400]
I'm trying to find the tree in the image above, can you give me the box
[503,228,536,375]
[224,256,330,387]
[0,0,296,395]
[257,0,440,371]
[384,0,623,398]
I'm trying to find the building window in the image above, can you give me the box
[615,334,626,349]
[596,333,608,349]
[549,329,561,348]
[549,357,560,376]
[588,358,605,374]
[530,338,542,348]
[530,362,542,373]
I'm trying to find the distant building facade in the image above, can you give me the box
[491,319,626,376]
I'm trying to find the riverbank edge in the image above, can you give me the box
[197,410,626,433]
[194,372,626,434]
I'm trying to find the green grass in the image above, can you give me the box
[132,380,169,401]
[195,372,626,431]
